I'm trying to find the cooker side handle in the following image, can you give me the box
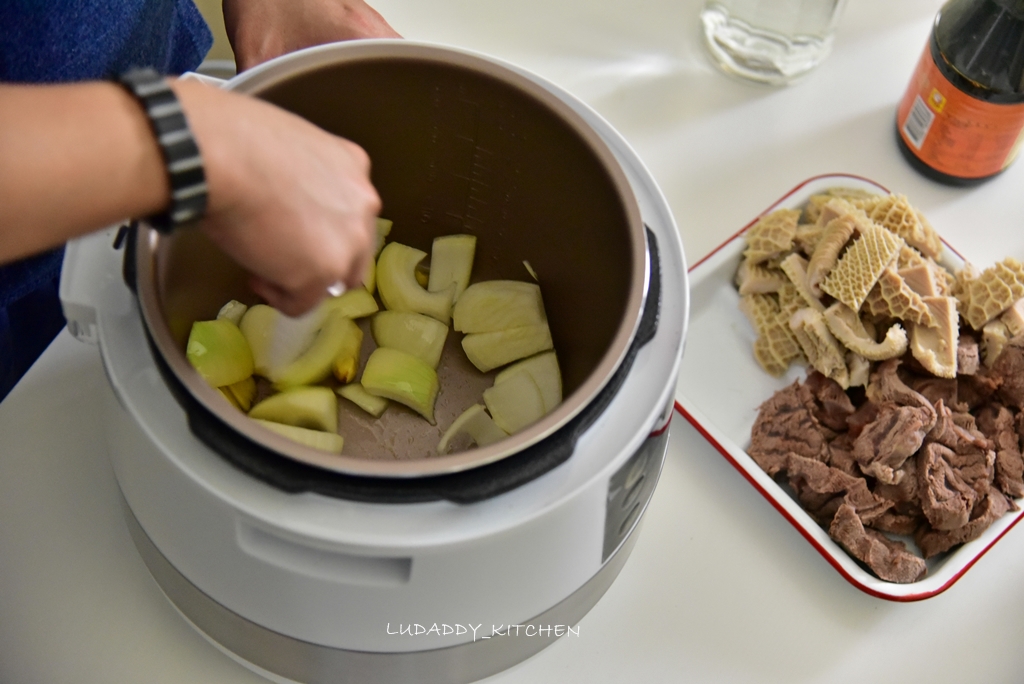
[432,226,662,504]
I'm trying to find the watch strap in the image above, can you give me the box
[118,67,208,233]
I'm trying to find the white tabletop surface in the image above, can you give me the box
[4,0,1024,682]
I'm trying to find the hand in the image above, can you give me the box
[223,0,402,72]
[173,79,381,316]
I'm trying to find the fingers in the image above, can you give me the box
[178,80,382,318]
[250,276,328,317]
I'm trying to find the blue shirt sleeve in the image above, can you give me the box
[0,0,213,402]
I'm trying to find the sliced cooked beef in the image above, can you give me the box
[748,380,831,476]
[829,503,928,583]
[958,370,1003,411]
[826,432,861,477]
[853,403,935,484]
[846,401,880,439]
[805,371,856,431]
[867,359,937,419]
[869,510,924,536]
[976,403,1024,498]
[991,337,1024,410]
[956,336,980,376]
[905,374,961,411]
[927,399,992,455]
[873,457,919,505]
[785,454,892,527]
[918,443,978,531]
[943,448,995,498]
[870,459,925,535]
[915,491,1014,559]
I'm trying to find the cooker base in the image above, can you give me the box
[123,490,641,684]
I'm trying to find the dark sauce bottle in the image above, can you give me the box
[895,0,1024,185]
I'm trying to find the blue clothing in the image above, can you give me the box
[0,0,213,401]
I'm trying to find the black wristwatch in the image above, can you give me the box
[117,67,208,233]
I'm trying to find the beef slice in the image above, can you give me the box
[830,503,928,583]
[748,380,831,476]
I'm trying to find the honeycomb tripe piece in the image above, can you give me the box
[957,257,1024,330]
[862,266,936,327]
[805,189,878,224]
[896,244,928,271]
[789,307,850,388]
[806,210,872,297]
[743,208,801,264]
[909,296,959,378]
[776,281,806,319]
[739,293,803,376]
[898,264,939,297]
[820,222,904,312]
[794,223,825,256]
[854,193,943,259]
[982,319,1011,368]
[823,302,908,361]
[846,352,871,387]
[779,253,825,312]
[951,262,980,299]
[734,256,787,295]
[1000,298,1024,337]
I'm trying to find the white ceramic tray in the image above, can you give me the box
[674,173,1024,601]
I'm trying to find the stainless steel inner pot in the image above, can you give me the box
[135,41,648,479]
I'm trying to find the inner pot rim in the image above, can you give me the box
[135,40,648,478]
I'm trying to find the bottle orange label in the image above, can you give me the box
[897,45,1024,179]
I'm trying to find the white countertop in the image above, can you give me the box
[4,0,1024,681]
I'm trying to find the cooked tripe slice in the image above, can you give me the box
[909,296,959,378]
[794,223,825,256]
[854,193,943,259]
[743,209,800,264]
[452,280,547,333]
[436,404,507,454]
[1000,298,1024,337]
[820,222,903,312]
[805,189,876,224]
[823,302,907,361]
[862,266,936,327]
[789,307,850,388]
[955,257,1024,330]
[982,319,1011,368]
[898,264,939,297]
[806,206,872,294]
[734,256,787,295]
[779,253,825,311]
[739,293,802,376]
[846,352,871,387]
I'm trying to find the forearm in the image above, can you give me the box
[0,81,169,263]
